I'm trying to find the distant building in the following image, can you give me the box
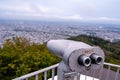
[86,32,97,37]
[0,43,3,48]
[112,38,120,43]
[104,36,113,42]
[104,37,120,43]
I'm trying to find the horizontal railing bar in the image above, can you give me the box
[13,63,59,80]
[104,62,120,68]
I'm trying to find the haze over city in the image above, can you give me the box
[0,0,120,45]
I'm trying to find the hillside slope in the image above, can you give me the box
[0,37,61,79]
[0,35,120,79]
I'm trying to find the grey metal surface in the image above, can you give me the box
[47,40,105,73]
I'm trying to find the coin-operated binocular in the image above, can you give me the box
[47,40,105,80]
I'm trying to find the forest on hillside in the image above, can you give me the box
[0,37,61,80]
[0,35,120,79]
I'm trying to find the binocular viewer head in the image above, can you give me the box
[47,40,105,72]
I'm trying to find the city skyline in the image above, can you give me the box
[0,0,120,24]
[0,21,120,46]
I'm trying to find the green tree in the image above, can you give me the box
[0,37,61,80]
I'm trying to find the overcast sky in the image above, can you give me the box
[0,0,120,23]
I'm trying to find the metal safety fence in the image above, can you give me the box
[13,62,120,80]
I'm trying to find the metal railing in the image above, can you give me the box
[103,62,120,80]
[13,64,59,80]
[13,62,120,80]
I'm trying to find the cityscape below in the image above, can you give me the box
[0,20,120,46]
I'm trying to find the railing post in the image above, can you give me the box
[44,71,47,80]
[57,61,77,80]
[106,66,111,80]
[77,73,80,80]
[99,65,103,80]
[115,68,120,80]
[52,68,55,80]
[35,74,38,80]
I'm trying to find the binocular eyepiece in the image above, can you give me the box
[78,54,103,67]
[78,55,91,67]
[90,53,103,65]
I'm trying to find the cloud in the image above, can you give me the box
[0,0,120,23]
[55,15,83,20]
[97,17,120,22]
[0,0,97,18]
